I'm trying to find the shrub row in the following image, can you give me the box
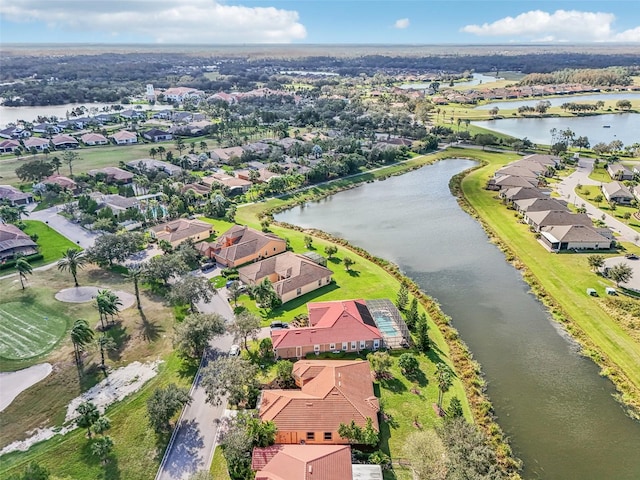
[0,253,44,271]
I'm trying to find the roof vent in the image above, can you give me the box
[306,402,313,407]
[308,465,313,474]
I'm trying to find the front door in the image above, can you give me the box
[296,346,302,358]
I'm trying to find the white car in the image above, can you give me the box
[229,345,241,357]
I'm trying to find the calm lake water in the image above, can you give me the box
[0,103,171,127]
[276,159,640,479]
[473,113,639,146]
[475,93,640,110]
[400,73,500,90]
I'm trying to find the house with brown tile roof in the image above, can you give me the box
[252,444,353,480]
[238,252,333,304]
[259,360,379,445]
[0,139,21,153]
[0,185,33,205]
[203,225,286,267]
[513,196,568,214]
[210,146,245,163]
[499,186,547,202]
[110,130,138,145]
[602,181,634,205]
[235,168,280,184]
[81,132,108,146]
[51,134,79,149]
[23,137,51,151]
[0,223,38,260]
[87,167,134,184]
[202,173,252,195]
[44,174,79,194]
[488,174,538,190]
[149,218,213,247]
[271,300,383,359]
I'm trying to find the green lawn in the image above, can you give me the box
[451,147,640,409]
[588,166,613,183]
[21,219,80,266]
[0,300,69,362]
[576,185,640,233]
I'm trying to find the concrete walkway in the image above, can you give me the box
[556,157,639,244]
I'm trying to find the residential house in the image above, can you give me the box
[143,128,173,142]
[80,133,108,146]
[0,126,29,139]
[94,114,116,124]
[0,223,38,260]
[495,165,542,180]
[201,225,286,267]
[31,123,61,135]
[607,163,634,181]
[500,186,547,202]
[519,154,560,167]
[99,194,139,215]
[271,300,384,359]
[488,175,538,190]
[0,185,33,205]
[238,251,333,304]
[540,225,612,252]
[87,167,134,184]
[236,168,280,183]
[50,134,79,149]
[259,359,379,445]
[110,130,138,145]
[0,139,21,153]
[201,173,252,196]
[44,174,79,194]
[23,137,51,151]
[525,210,592,232]
[151,110,173,120]
[210,146,245,164]
[149,218,213,248]
[602,181,634,205]
[181,183,210,196]
[163,87,205,103]
[210,91,237,104]
[513,197,569,214]
[125,158,182,176]
[252,445,354,480]
[119,109,146,120]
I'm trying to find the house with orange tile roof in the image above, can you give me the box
[252,444,353,480]
[259,359,379,445]
[238,251,333,304]
[201,225,286,267]
[271,299,383,359]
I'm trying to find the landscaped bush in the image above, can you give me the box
[0,253,43,270]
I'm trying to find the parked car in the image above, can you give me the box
[270,321,289,330]
[200,262,216,272]
[625,253,638,260]
[229,345,240,356]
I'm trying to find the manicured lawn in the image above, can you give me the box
[21,219,80,266]
[588,165,613,183]
[576,185,640,233]
[453,147,640,405]
[210,447,231,480]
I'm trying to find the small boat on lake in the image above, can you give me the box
[603,125,611,128]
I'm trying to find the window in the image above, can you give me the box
[351,341,357,350]
[324,432,332,441]
[329,343,336,350]
[373,340,380,350]
[342,342,348,351]
[314,344,320,352]
[360,341,366,349]
[307,432,315,440]
[297,288,302,296]
[318,279,322,286]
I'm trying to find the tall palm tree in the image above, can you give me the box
[70,319,94,366]
[124,264,144,310]
[95,289,122,329]
[57,248,88,287]
[15,257,33,289]
[15,204,29,220]
[96,334,116,374]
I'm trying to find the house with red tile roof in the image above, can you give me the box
[238,251,333,304]
[51,134,79,149]
[23,137,51,151]
[252,444,353,480]
[149,218,213,248]
[259,359,379,445]
[200,225,286,267]
[0,139,21,153]
[271,299,383,359]
[81,132,108,146]
[110,130,138,145]
[43,174,79,194]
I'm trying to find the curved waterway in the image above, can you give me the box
[276,159,640,479]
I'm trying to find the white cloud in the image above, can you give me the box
[461,9,640,42]
[0,0,307,43]
[394,18,410,30]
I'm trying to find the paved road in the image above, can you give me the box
[556,157,639,244]
[155,271,236,480]
[28,205,100,249]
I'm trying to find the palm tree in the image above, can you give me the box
[70,319,94,366]
[124,264,143,310]
[435,363,453,412]
[149,147,158,159]
[96,334,116,374]
[57,248,88,287]
[157,146,166,160]
[96,289,122,329]
[15,257,33,289]
[15,204,29,220]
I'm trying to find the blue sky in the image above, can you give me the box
[1,1,639,44]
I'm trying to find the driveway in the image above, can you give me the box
[28,205,100,249]
[556,158,639,244]
[155,277,236,480]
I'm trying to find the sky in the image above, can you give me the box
[1,0,640,45]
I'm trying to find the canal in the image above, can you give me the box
[276,159,640,479]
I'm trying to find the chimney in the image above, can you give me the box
[308,465,313,474]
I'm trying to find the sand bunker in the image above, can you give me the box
[55,286,135,309]
[0,363,53,412]
[0,360,161,456]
